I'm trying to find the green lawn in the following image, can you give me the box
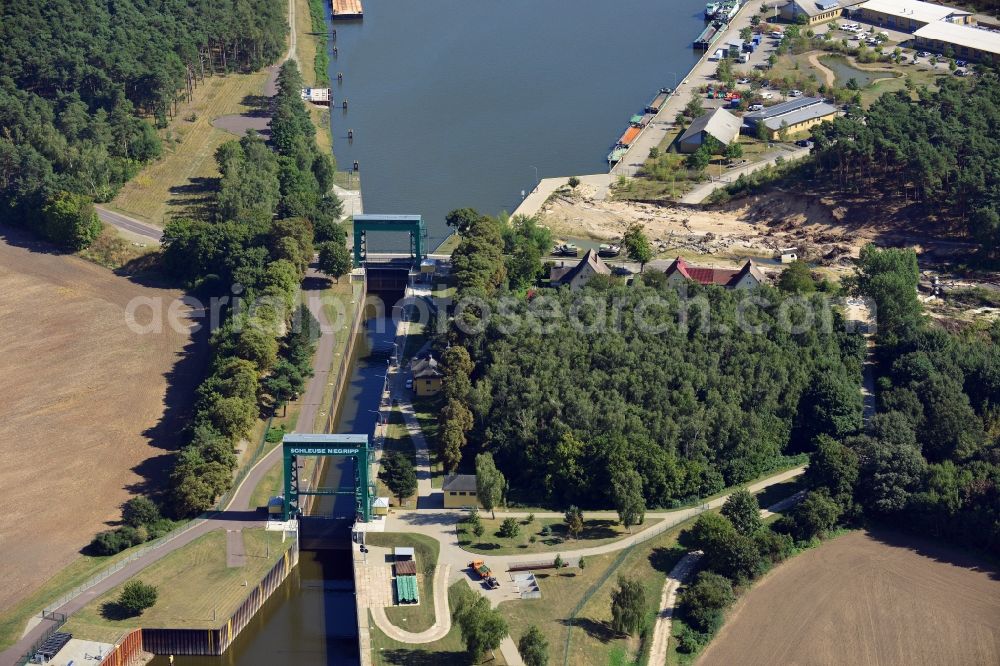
[457,516,662,556]
[376,410,419,508]
[371,582,505,665]
[62,530,292,640]
[0,546,151,650]
[411,396,446,488]
[365,533,440,634]
[498,524,686,666]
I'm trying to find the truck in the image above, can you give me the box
[470,560,493,578]
[470,560,500,588]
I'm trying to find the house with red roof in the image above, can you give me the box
[664,257,765,290]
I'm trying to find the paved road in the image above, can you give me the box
[94,205,164,243]
[678,145,810,204]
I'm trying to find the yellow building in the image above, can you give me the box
[743,97,837,141]
[410,355,444,397]
[780,0,866,26]
[913,21,1000,63]
[442,474,482,509]
[856,0,972,32]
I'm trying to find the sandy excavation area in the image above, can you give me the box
[539,183,887,272]
[698,530,1000,666]
[0,233,204,613]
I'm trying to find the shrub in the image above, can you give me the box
[122,497,161,528]
[265,425,286,443]
[679,571,735,633]
[677,623,709,653]
[499,517,520,538]
[525,513,535,524]
[118,580,158,616]
[568,176,580,188]
[89,530,127,556]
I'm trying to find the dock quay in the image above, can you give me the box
[332,0,363,20]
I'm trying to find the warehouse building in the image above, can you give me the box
[678,108,742,153]
[913,21,1000,63]
[856,0,972,33]
[742,97,837,140]
[780,0,866,26]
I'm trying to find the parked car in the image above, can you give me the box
[611,266,633,277]
[748,103,764,111]
[955,68,967,76]
[790,89,803,97]
[795,139,812,147]
[917,51,930,57]
[737,77,750,84]
[761,92,774,100]
[956,59,967,67]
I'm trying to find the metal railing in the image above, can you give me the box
[15,614,67,665]
[41,519,207,616]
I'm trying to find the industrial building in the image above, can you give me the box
[913,21,1000,63]
[856,0,972,32]
[678,108,742,153]
[742,97,837,140]
[779,0,866,26]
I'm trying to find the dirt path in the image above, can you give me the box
[697,530,1000,666]
[808,52,836,87]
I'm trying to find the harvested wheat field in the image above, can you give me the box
[698,529,1000,666]
[0,232,205,613]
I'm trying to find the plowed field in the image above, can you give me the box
[699,530,1000,666]
[0,233,204,612]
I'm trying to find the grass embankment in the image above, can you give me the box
[299,0,333,152]
[109,70,269,226]
[411,396,446,488]
[365,533,440,633]
[62,530,292,642]
[376,410,419,508]
[371,582,508,666]
[0,547,150,650]
[458,516,663,556]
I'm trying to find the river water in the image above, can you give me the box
[329,0,704,250]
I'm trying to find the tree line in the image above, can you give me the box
[810,76,1000,257]
[816,245,1000,554]
[160,60,346,519]
[0,0,287,249]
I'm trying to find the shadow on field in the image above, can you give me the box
[563,616,616,642]
[126,299,211,499]
[866,527,1000,581]
[379,650,469,666]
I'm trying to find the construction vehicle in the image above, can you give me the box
[470,560,492,578]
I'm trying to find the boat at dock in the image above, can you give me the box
[645,88,671,114]
[607,146,628,165]
[332,0,363,20]
[617,125,641,148]
[598,244,621,258]
[705,3,720,19]
[694,22,721,49]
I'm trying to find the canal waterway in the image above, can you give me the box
[328,0,705,249]
[150,298,401,666]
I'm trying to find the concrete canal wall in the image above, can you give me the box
[98,532,300,661]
